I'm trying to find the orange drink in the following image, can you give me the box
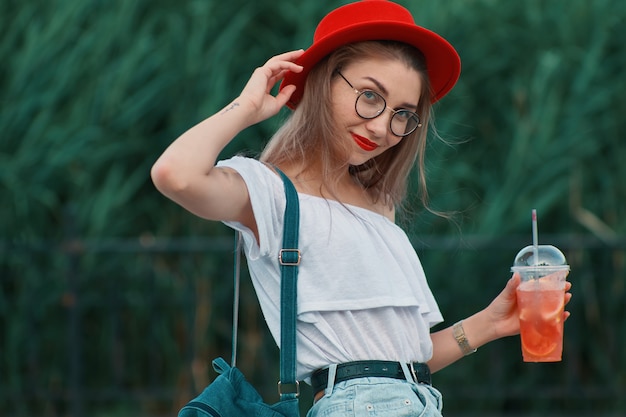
[511,244,570,363]
[517,278,565,362]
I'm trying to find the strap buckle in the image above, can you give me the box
[409,363,418,382]
[278,380,300,398]
[279,249,301,266]
[409,362,432,385]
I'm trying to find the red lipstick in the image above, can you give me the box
[352,133,378,151]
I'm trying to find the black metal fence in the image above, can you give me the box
[2,231,625,417]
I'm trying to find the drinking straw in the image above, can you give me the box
[532,209,539,266]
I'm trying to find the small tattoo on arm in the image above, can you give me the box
[222,102,240,114]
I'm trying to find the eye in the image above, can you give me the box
[394,110,414,121]
[361,90,380,103]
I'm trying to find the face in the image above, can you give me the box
[331,57,423,167]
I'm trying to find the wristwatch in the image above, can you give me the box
[453,320,477,356]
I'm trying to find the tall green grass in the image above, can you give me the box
[1,0,625,415]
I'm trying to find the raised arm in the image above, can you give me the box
[150,50,304,231]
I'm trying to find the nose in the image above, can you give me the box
[364,110,391,138]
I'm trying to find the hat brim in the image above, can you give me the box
[282,21,460,109]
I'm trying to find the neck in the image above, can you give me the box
[280,160,360,199]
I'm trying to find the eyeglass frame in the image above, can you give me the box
[335,71,422,137]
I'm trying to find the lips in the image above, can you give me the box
[352,133,378,151]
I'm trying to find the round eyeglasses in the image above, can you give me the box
[336,71,422,137]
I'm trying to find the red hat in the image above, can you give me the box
[281,0,461,109]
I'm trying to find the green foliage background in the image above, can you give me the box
[1,0,625,416]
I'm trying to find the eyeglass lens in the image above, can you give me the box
[355,91,420,136]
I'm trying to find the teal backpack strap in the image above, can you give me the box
[274,167,300,400]
[231,231,243,367]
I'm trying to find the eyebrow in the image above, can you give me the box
[363,76,418,110]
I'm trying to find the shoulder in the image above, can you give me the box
[217,155,266,172]
[218,156,283,185]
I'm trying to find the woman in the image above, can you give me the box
[152,1,572,415]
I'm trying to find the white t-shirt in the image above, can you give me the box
[217,156,443,381]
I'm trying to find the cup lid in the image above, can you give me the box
[510,244,569,272]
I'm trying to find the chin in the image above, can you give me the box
[349,150,383,167]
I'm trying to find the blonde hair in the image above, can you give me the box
[260,40,433,209]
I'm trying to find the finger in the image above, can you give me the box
[563,311,571,322]
[266,61,303,75]
[564,292,572,306]
[564,281,572,291]
[261,64,303,94]
[271,49,306,63]
[265,50,305,71]
[268,68,298,88]
[274,84,297,106]
[246,65,298,97]
[258,62,300,82]
[506,272,520,294]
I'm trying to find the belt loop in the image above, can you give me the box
[324,364,338,397]
[399,362,414,383]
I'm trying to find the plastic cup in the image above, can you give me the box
[511,245,570,362]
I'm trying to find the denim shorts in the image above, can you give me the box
[306,376,443,417]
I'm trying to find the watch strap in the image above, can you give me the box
[453,320,477,356]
